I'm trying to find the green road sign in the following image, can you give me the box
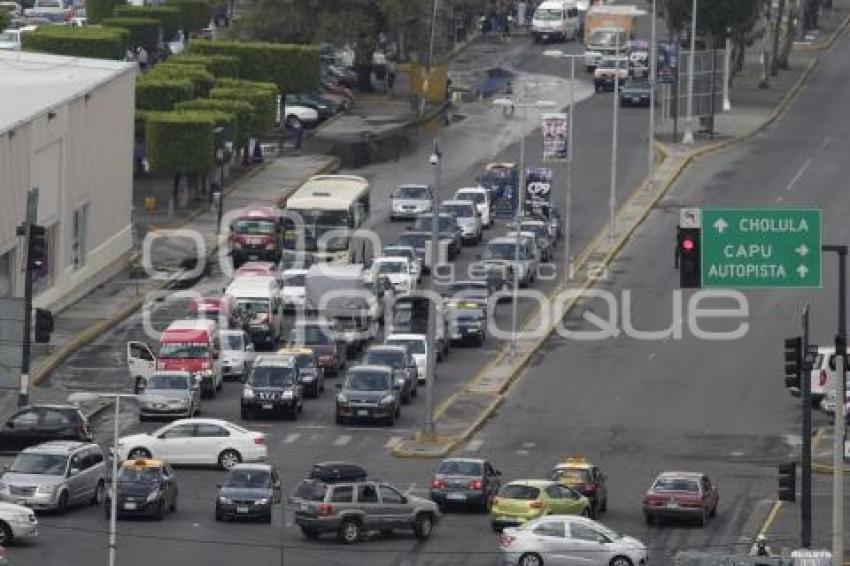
[701,208,821,288]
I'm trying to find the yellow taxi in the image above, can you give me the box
[549,456,608,518]
[490,479,590,532]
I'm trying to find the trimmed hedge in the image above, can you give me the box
[86,0,126,24]
[167,53,239,77]
[190,40,320,93]
[101,17,160,51]
[180,109,237,149]
[209,86,276,135]
[113,5,180,40]
[213,77,278,96]
[145,111,216,174]
[22,26,129,60]
[169,0,212,33]
[148,63,215,97]
[174,98,252,146]
[135,110,152,140]
[136,77,194,110]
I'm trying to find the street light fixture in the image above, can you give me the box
[67,391,137,566]
[493,95,556,360]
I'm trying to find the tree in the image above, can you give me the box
[86,0,126,24]
[230,0,320,43]
[0,9,9,31]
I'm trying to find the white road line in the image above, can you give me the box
[333,435,352,446]
[385,436,403,449]
[785,157,813,191]
[464,438,483,452]
[296,424,327,430]
[516,449,530,455]
[283,433,301,444]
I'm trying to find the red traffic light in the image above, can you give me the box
[681,238,695,252]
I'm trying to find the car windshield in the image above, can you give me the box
[442,204,473,219]
[222,333,244,351]
[600,58,628,69]
[159,342,209,359]
[147,374,190,390]
[456,191,484,204]
[395,235,427,250]
[414,215,454,232]
[652,478,700,492]
[500,484,540,500]
[364,351,404,368]
[625,79,650,89]
[387,338,425,354]
[118,466,161,485]
[590,30,617,45]
[236,300,270,314]
[520,224,546,237]
[536,8,562,19]
[376,261,405,274]
[293,354,313,369]
[226,469,270,489]
[283,273,306,287]
[293,326,333,345]
[9,453,67,475]
[38,0,60,6]
[486,242,522,260]
[551,468,590,483]
[234,219,276,235]
[437,460,482,476]
[394,185,429,199]
[383,248,413,260]
[249,366,296,387]
[450,282,486,293]
[452,309,484,321]
[286,209,349,229]
[345,372,391,391]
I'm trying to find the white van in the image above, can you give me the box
[531,0,580,43]
[224,276,283,347]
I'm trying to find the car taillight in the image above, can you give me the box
[254,436,266,445]
[470,479,484,490]
[529,500,544,509]
[318,503,333,516]
[431,479,445,489]
[500,533,516,547]
[820,369,828,387]
[583,483,596,493]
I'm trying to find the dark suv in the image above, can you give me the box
[292,478,440,543]
[241,355,304,420]
[335,366,400,426]
[0,405,91,454]
[360,345,418,404]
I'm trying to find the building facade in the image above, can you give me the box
[0,51,137,310]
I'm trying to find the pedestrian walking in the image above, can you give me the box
[137,46,149,71]
[386,60,396,97]
[291,120,304,151]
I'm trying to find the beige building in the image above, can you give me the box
[0,50,137,310]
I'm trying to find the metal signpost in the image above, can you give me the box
[700,208,822,288]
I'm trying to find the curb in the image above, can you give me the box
[810,426,850,474]
[759,501,783,537]
[30,156,341,389]
[394,45,823,459]
[794,9,850,51]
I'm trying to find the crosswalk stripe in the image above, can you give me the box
[283,433,301,444]
[333,435,352,446]
[385,436,403,449]
[464,438,483,452]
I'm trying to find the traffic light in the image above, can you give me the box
[784,337,802,390]
[34,308,53,344]
[778,461,796,502]
[28,224,46,269]
[677,226,701,288]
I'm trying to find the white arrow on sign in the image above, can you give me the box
[797,265,809,278]
[796,244,809,257]
[713,218,729,234]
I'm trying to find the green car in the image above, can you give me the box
[490,479,590,531]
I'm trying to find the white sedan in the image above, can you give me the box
[0,502,37,544]
[116,418,267,470]
[499,515,647,566]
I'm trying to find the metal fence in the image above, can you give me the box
[660,49,726,122]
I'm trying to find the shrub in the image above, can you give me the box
[148,63,215,97]
[113,5,180,40]
[145,111,216,174]
[190,40,319,93]
[85,0,125,24]
[136,76,194,110]
[209,86,276,136]
[174,98,252,146]
[167,53,239,77]
[22,26,129,60]
[101,17,160,51]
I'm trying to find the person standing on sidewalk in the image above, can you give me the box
[291,119,304,152]
[386,60,396,97]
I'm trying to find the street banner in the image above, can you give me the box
[524,168,553,215]
[657,40,678,84]
[541,113,569,160]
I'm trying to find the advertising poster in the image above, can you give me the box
[541,113,569,160]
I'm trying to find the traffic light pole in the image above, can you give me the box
[801,304,812,548]
[18,189,39,408]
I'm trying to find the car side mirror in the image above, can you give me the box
[69,467,81,477]
[246,343,255,352]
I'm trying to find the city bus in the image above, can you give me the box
[282,175,371,264]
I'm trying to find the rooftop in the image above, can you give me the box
[0,50,136,134]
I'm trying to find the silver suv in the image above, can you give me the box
[0,441,106,513]
[292,478,440,543]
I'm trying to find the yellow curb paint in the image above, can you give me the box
[758,500,783,537]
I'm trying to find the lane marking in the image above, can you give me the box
[785,157,813,191]
[385,436,403,449]
[516,449,530,455]
[296,424,327,430]
[283,433,301,444]
[333,435,352,446]
[464,438,483,452]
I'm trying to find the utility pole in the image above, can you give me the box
[423,0,440,116]
[682,0,698,144]
[609,30,621,239]
[648,0,657,203]
[17,189,39,408]
[565,55,575,280]
[425,140,441,440]
[801,304,812,549]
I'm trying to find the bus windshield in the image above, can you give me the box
[282,210,350,251]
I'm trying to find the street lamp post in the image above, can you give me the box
[609,31,621,239]
[213,127,226,234]
[649,0,657,195]
[683,0,698,144]
[425,141,441,439]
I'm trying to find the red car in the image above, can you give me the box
[642,471,719,526]
[188,296,236,328]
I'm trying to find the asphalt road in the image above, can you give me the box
[9,15,679,566]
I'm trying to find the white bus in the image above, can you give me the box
[283,175,371,264]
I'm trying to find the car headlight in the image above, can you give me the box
[36,485,54,495]
[395,376,406,385]
[256,498,269,505]
[380,395,395,405]
[337,393,348,404]
[146,489,160,503]
[281,390,294,399]
[219,496,233,504]
[243,386,255,399]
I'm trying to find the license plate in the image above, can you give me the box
[446,493,466,501]
[632,97,641,103]
[467,328,479,333]
[262,403,273,410]
[666,501,679,508]
[357,410,369,417]
[237,506,250,514]
[124,502,137,510]
[299,502,309,511]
